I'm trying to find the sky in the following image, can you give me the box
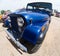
[0,0,60,12]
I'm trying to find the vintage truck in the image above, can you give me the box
[6,2,52,53]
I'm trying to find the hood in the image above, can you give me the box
[14,9,49,17]
[13,10,49,24]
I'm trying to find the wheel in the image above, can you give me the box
[28,26,49,53]
[28,43,41,54]
[28,32,46,54]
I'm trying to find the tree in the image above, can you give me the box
[1,10,5,14]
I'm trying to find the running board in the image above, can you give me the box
[5,29,27,52]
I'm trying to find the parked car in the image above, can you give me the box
[55,12,60,17]
[6,2,52,53]
[2,11,11,27]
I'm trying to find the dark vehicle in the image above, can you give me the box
[6,2,52,53]
[2,11,11,27]
[55,12,60,17]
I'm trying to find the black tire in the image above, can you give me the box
[28,26,49,53]
[28,32,46,54]
[28,43,41,54]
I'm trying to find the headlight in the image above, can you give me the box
[40,33,44,38]
[17,17,24,27]
[7,16,11,22]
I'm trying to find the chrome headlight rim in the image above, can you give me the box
[17,17,24,28]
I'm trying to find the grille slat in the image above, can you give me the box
[11,17,19,32]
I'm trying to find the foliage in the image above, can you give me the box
[1,10,5,14]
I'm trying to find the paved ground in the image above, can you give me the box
[0,16,60,56]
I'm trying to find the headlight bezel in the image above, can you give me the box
[17,17,24,28]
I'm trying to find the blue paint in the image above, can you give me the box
[7,2,52,45]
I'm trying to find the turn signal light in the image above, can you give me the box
[42,26,45,32]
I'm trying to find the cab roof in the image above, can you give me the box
[27,2,52,10]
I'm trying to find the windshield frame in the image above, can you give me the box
[26,2,52,11]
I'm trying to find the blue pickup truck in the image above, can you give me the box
[6,2,52,53]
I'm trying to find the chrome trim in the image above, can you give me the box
[5,30,27,52]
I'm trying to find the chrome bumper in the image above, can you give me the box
[5,29,27,52]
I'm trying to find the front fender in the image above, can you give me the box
[22,24,41,45]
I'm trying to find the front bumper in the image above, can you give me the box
[5,29,27,52]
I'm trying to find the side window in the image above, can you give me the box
[27,6,33,9]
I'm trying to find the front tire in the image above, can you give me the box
[28,26,49,53]
[28,32,46,54]
[28,43,41,54]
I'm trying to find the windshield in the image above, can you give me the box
[27,5,45,10]
[26,2,52,11]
